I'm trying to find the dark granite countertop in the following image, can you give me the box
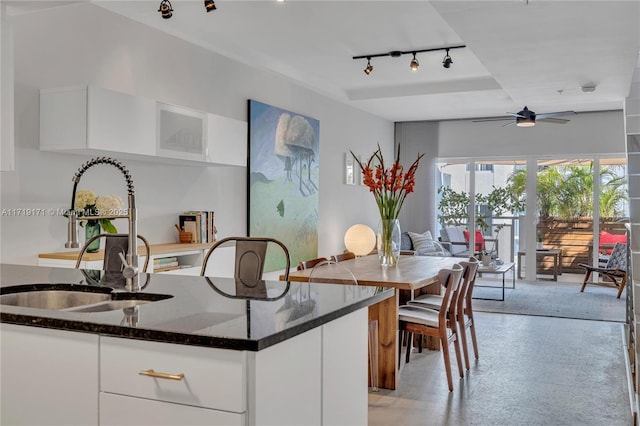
[0,264,393,351]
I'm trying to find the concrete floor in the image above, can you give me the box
[368,312,633,426]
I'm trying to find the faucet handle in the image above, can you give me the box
[118,252,138,280]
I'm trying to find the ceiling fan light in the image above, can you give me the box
[409,53,419,72]
[516,117,535,127]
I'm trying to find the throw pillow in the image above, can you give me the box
[599,231,627,254]
[408,231,436,254]
[463,229,486,251]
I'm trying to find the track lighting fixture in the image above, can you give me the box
[204,0,216,12]
[409,53,419,72]
[158,0,173,19]
[353,44,465,74]
[158,0,218,19]
[442,48,453,68]
[364,58,373,75]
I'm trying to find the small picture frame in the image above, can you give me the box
[359,155,367,186]
[345,153,355,185]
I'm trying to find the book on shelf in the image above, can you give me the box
[154,256,178,265]
[179,210,216,243]
[178,214,199,243]
[153,263,181,272]
[153,260,179,268]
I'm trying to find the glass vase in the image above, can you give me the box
[377,219,401,267]
[85,221,101,253]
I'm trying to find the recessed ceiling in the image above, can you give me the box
[10,0,640,122]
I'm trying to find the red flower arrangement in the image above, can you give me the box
[351,144,424,220]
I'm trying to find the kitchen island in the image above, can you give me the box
[0,264,392,426]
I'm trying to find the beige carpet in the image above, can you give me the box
[471,273,626,322]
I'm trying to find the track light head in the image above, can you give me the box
[409,53,419,72]
[204,0,216,12]
[364,58,373,75]
[158,0,173,19]
[442,49,453,68]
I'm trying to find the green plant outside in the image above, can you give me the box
[508,163,627,219]
[437,185,525,232]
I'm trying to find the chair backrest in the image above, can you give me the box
[308,259,358,285]
[297,257,328,271]
[331,251,356,262]
[457,256,480,312]
[76,233,151,287]
[606,242,627,271]
[201,236,291,283]
[437,264,464,321]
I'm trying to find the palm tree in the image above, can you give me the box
[508,164,627,219]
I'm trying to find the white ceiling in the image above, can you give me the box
[9,0,640,122]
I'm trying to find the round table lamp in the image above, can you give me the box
[344,224,376,256]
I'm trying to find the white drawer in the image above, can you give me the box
[100,337,246,413]
[100,392,245,426]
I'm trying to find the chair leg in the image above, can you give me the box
[469,317,479,360]
[398,330,402,369]
[458,315,470,370]
[452,331,464,379]
[405,332,413,364]
[580,270,592,293]
[439,329,454,392]
[617,275,627,299]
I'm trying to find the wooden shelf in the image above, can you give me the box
[38,242,214,262]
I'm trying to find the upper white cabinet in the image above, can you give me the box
[207,113,247,166]
[1,4,15,171]
[40,86,156,156]
[156,102,207,162]
[40,86,247,167]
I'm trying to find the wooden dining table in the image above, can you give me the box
[282,254,462,390]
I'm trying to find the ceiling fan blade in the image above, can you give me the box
[537,118,570,124]
[472,117,515,123]
[506,112,526,118]
[502,121,517,127]
[536,111,576,119]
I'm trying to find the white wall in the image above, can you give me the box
[0,3,393,265]
[438,110,625,159]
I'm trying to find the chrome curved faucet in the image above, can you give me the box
[66,157,140,291]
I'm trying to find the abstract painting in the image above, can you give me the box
[248,100,320,271]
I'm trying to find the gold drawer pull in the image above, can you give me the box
[138,369,184,381]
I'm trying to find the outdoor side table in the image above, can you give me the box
[517,249,563,281]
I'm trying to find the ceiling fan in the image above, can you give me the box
[473,106,576,127]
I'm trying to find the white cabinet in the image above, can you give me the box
[100,393,243,426]
[100,337,246,425]
[1,307,369,425]
[156,102,207,162]
[207,112,247,166]
[0,324,99,426]
[40,86,156,156]
[39,85,247,167]
[1,4,14,172]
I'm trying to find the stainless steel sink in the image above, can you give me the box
[1,290,111,310]
[64,299,152,313]
[0,284,172,313]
